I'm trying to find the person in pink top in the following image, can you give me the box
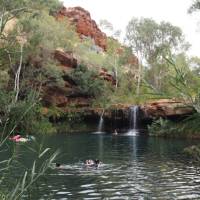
[12,135,21,140]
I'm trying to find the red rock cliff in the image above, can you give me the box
[57,6,107,50]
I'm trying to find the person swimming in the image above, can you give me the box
[85,159,95,166]
[85,159,102,168]
[113,129,118,136]
[55,163,67,169]
[56,163,61,168]
[94,159,101,167]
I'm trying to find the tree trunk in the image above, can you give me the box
[136,53,142,96]
[14,44,23,102]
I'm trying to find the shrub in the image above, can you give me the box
[71,64,104,97]
[148,118,181,137]
[0,89,55,136]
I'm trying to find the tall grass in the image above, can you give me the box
[0,137,59,200]
[0,91,59,199]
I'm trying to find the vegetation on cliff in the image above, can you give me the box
[1,0,200,137]
[1,0,200,197]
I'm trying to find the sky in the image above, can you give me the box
[63,0,200,57]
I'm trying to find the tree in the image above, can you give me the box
[99,19,122,89]
[188,0,200,13]
[71,64,104,97]
[125,17,189,93]
[190,56,200,75]
[0,0,64,100]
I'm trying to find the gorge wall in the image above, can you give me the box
[56,6,107,50]
[42,7,193,123]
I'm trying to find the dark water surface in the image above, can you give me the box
[3,133,200,199]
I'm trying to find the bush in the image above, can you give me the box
[184,145,200,162]
[148,114,200,138]
[71,64,104,97]
[0,90,55,136]
[148,118,181,137]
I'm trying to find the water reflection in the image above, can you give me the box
[2,134,200,199]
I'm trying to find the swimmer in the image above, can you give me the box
[94,159,102,168]
[56,163,61,168]
[85,159,95,166]
[55,163,66,169]
[113,129,118,136]
[85,159,102,168]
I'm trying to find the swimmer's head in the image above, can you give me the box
[56,163,61,167]
[94,159,100,164]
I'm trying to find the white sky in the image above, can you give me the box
[63,0,200,57]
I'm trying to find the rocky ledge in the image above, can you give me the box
[76,99,195,131]
[141,99,195,119]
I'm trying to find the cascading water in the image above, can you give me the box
[96,110,105,133]
[127,106,139,135]
[130,106,139,130]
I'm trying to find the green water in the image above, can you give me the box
[2,133,200,199]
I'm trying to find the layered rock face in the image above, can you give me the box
[39,6,138,107]
[54,49,77,68]
[140,99,195,118]
[47,48,116,107]
[57,6,107,50]
[86,99,195,131]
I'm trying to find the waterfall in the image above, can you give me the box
[130,106,139,130]
[126,106,139,135]
[97,110,104,133]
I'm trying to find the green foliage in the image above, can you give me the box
[20,11,79,56]
[8,99,55,135]
[184,145,200,162]
[14,10,80,95]
[0,89,56,136]
[71,64,105,97]
[148,118,180,137]
[0,140,59,200]
[126,17,189,92]
[188,0,200,13]
[74,37,113,70]
[148,112,200,138]
[181,113,200,134]
[42,63,65,88]
[30,0,62,14]
[0,70,9,89]
[147,57,200,138]
[0,191,6,200]
[165,57,200,111]
[126,18,187,62]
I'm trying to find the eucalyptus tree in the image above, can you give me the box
[125,18,157,95]
[188,0,200,13]
[125,17,189,93]
[99,19,122,89]
[0,0,63,99]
